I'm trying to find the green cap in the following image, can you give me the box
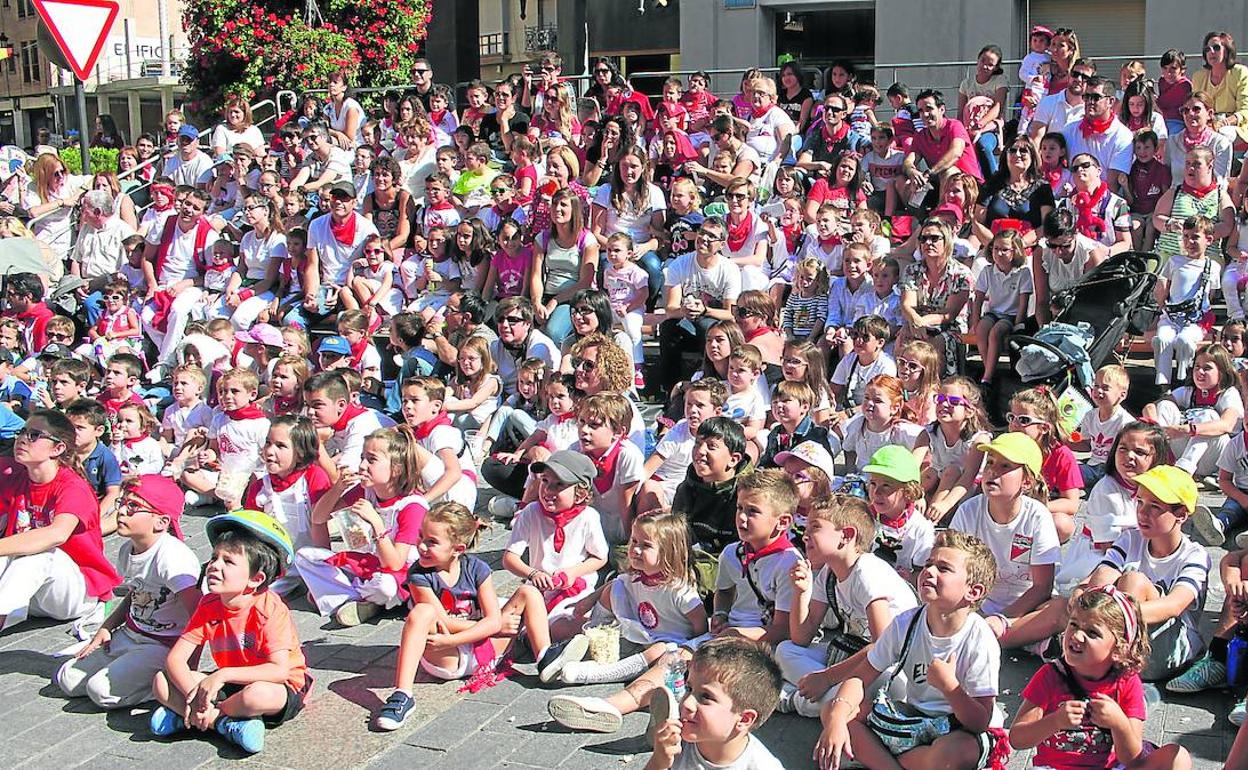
[863,445,921,484]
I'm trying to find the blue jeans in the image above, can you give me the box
[636,249,664,310]
[1218,496,1248,530]
[1165,118,1185,138]
[1079,461,1108,488]
[543,302,573,345]
[976,132,1000,177]
[488,404,538,443]
[83,290,104,326]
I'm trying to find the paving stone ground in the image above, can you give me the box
[0,371,1241,768]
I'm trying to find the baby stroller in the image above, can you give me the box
[1010,251,1159,391]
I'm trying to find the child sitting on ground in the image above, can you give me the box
[57,475,200,709]
[864,446,936,581]
[924,377,993,523]
[830,314,896,417]
[149,511,309,755]
[113,402,164,477]
[1072,364,1135,487]
[573,393,645,547]
[64,399,122,537]
[400,376,477,510]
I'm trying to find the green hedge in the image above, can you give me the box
[59,147,120,175]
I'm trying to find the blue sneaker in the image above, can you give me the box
[215,716,265,754]
[149,706,185,737]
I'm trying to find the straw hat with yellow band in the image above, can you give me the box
[1131,465,1198,515]
[974,433,1043,477]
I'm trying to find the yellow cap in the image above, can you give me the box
[1132,465,1198,514]
[974,432,1043,477]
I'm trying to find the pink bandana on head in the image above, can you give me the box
[1093,585,1139,645]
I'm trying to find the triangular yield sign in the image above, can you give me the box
[32,0,119,82]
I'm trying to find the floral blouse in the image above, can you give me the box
[901,258,973,332]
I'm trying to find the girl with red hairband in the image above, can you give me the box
[1010,586,1192,770]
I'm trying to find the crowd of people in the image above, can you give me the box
[6,26,1248,770]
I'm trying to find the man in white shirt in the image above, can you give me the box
[139,188,218,367]
[305,180,379,304]
[1027,59,1095,142]
[71,189,135,325]
[655,218,743,394]
[162,125,214,188]
[290,124,353,194]
[1063,76,1134,189]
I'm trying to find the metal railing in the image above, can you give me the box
[524,25,557,53]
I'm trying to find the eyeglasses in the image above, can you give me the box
[726,192,749,202]
[489,187,511,197]
[244,203,268,211]
[934,393,967,406]
[1006,412,1043,427]
[498,315,527,325]
[16,427,58,444]
[1180,105,1204,114]
[1082,93,1108,103]
[1071,161,1097,172]
[918,234,944,244]
[571,305,595,316]
[570,357,597,372]
[782,357,806,367]
[896,358,923,372]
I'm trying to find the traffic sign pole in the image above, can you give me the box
[75,80,89,173]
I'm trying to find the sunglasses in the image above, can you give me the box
[1048,238,1074,250]
[825,104,848,114]
[1007,145,1031,156]
[1071,72,1094,82]
[1006,412,1043,427]
[896,358,923,372]
[1082,93,1108,103]
[498,315,527,325]
[1180,105,1204,114]
[413,68,431,75]
[489,187,512,197]
[571,305,595,316]
[1207,43,1224,53]
[595,68,611,74]
[570,357,597,372]
[1071,161,1097,172]
[934,393,967,406]
[726,192,749,202]
[697,232,723,242]
[363,248,386,256]
[16,427,58,444]
[733,307,758,318]
[918,234,944,244]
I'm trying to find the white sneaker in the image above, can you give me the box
[646,685,678,743]
[547,695,623,733]
[1190,505,1226,547]
[1232,697,1248,727]
[1236,530,1248,550]
[775,683,798,714]
[538,634,588,684]
[488,496,518,521]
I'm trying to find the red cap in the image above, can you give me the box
[1031,25,1054,39]
[129,474,186,539]
[929,202,965,227]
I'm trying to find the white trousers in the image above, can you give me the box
[775,639,836,718]
[55,626,170,708]
[1152,318,1205,385]
[293,546,403,616]
[1153,399,1230,476]
[0,549,96,627]
[141,287,206,365]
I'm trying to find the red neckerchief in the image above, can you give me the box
[1072,182,1110,240]
[269,467,311,493]
[876,502,915,531]
[751,104,771,119]
[121,434,148,448]
[1126,114,1149,132]
[349,338,369,370]
[429,200,456,211]
[493,201,518,217]
[1193,387,1221,408]
[430,109,447,127]
[412,411,452,440]
[726,212,753,252]
[1182,127,1213,153]
[329,213,357,247]
[556,411,578,423]
[271,394,300,415]
[205,262,233,275]
[1039,161,1064,190]
[1079,113,1115,138]
[783,222,803,253]
[226,404,266,420]
[1181,180,1219,199]
[544,504,586,552]
[821,119,849,147]
[230,339,245,367]
[633,572,666,587]
[99,392,138,413]
[588,438,624,494]
[463,107,486,126]
[740,534,794,569]
[330,402,368,432]
[817,234,842,249]
[744,325,775,342]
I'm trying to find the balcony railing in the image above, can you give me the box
[524,24,557,53]
[479,32,509,58]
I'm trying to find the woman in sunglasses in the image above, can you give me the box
[1166,92,1233,183]
[1191,30,1248,145]
[23,153,89,263]
[897,218,972,374]
[0,410,120,634]
[1054,153,1132,255]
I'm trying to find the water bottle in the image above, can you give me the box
[660,644,687,698]
[645,427,658,458]
[1228,626,1248,687]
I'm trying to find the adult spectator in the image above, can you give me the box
[1027,59,1095,143]
[1032,208,1106,326]
[410,59,436,112]
[1152,147,1235,264]
[558,288,635,373]
[221,194,286,330]
[527,145,589,239]
[163,125,214,188]
[290,124,352,194]
[529,84,580,147]
[1054,153,1132,255]
[90,172,139,232]
[1170,91,1233,182]
[304,181,378,304]
[69,190,135,324]
[361,156,414,256]
[323,69,366,149]
[973,135,1054,247]
[731,68,765,119]
[589,147,665,308]
[1062,76,1134,188]
[777,61,815,135]
[489,296,561,396]
[520,51,570,115]
[395,116,437,204]
[566,333,645,450]
[1191,31,1248,145]
[429,290,495,369]
[140,188,216,366]
[210,97,266,158]
[898,89,983,209]
[1044,28,1082,95]
[91,114,126,149]
[3,273,54,352]
[743,77,795,163]
[685,116,762,187]
[584,58,622,111]
[796,92,868,177]
[477,80,530,156]
[534,188,600,343]
[23,153,88,263]
[581,114,634,187]
[0,218,59,285]
[958,45,1009,177]
[721,177,772,291]
[825,59,857,100]
[655,218,741,394]
[898,217,972,373]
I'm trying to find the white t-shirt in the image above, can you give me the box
[926,426,991,475]
[144,218,219,284]
[1098,529,1209,655]
[867,607,1000,718]
[592,183,666,243]
[1031,92,1084,136]
[724,387,767,425]
[1161,255,1220,313]
[1077,405,1135,467]
[950,495,1061,615]
[162,401,213,451]
[491,329,562,394]
[1039,234,1100,295]
[117,436,165,476]
[209,411,271,475]
[210,124,266,155]
[874,512,936,578]
[664,252,742,308]
[670,735,784,770]
[307,212,380,285]
[73,219,136,282]
[1172,385,1244,433]
[715,540,801,629]
[746,106,795,160]
[609,573,703,645]
[1218,432,1248,490]
[239,230,288,283]
[1063,120,1136,177]
[1082,473,1139,544]
[654,420,696,500]
[841,416,924,472]
[165,152,215,187]
[506,503,609,597]
[299,147,353,186]
[324,407,396,471]
[832,352,897,407]
[116,532,201,638]
[574,439,645,545]
[975,263,1033,316]
[813,553,918,639]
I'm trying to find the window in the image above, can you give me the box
[16,0,33,18]
[20,41,39,83]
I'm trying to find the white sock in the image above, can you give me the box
[560,652,651,684]
[534,646,549,664]
[794,692,822,719]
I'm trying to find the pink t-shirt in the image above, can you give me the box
[492,245,533,299]
[808,178,867,214]
[911,118,983,182]
[1022,663,1146,770]
[1042,443,1085,494]
[603,261,649,315]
